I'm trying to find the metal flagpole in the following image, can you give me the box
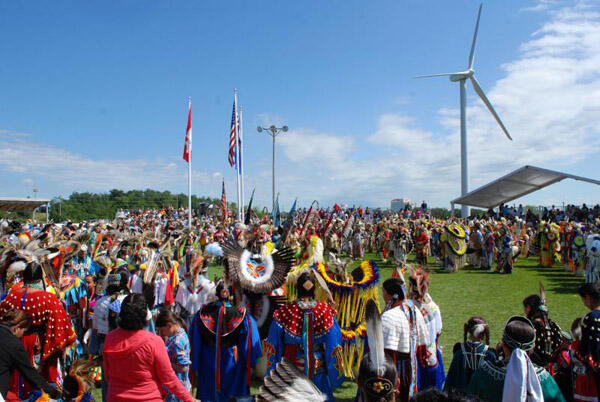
[234,89,242,222]
[239,105,245,222]
[188,97,192,229]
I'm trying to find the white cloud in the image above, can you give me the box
[0,132,221,196]
[521,0,561,13]
[279,128,353,167]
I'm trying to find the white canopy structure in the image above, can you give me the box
[0,197,51,222]
[451,166,600,210]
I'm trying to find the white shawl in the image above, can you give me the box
[502,349,544,402]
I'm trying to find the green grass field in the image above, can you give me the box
[92,253,584,401]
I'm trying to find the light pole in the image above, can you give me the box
[257,125,288,210]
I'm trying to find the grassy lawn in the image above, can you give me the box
[92,253,584,401]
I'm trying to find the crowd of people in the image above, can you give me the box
[0,202,598,402]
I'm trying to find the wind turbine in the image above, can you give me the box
[416,4,512,218]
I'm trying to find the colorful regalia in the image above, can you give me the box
[175,275,215,323]
[539,222,560,267]
[414,229,429,267]
[467,316,565,402]
[0,280,76,399]
[264,273,344,402]
[381,299,429,401]
[313,260,380,378]
[444,341,495,394]
[221,236,295,339]
[571,227,586,277]
[286,235,324,301]
[467,356,566,402]
[440,223,468,272]
[496,229,519,274]
[190,282,262,402]
[68,252,97,279]
[408,268,445,391]
[526,285,565,372]
[586,234,600,284]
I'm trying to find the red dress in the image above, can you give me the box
[0,287,76,399]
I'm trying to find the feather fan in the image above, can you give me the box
[258,358,326,402]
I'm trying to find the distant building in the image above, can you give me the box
[391,198,411,212]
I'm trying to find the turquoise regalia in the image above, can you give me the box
[467,355,566,402]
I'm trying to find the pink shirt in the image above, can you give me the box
[103,328,194,402]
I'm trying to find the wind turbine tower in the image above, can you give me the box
[416,4,512,218]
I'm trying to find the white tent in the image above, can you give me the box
[0,197,51,222]
[451,166,600,209]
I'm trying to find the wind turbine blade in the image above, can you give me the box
[414,73,455,79]
[468,4,483,70]
[469,76,513,141]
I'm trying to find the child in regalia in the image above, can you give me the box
[444,316,495,394]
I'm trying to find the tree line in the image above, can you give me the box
[47,189,233,221]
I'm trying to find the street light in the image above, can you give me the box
[257,124,288,210]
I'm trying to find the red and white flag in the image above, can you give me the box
[183,101,192,163]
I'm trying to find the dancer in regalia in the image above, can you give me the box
[380,278,429,402]
[190,280,262,402]
[444,316,495,394]
[221,232,295,339]
[0,262,76,401]
[408,268,445,391]
[355,299,398,402]
[440,223,468,273]
[414,226,429,267]
[586,233,600,284]
[571,224,586,277]
[467,316,565,402]
[264,271,344,402]
[523,285,564,372]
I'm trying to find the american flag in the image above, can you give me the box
[228,95,238,167]
[221,178,227,223]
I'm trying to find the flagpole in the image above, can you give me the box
[187,97,192,229]
[239,105,245,222]
[234,89,242,222]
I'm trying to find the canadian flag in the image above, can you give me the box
[183,101,192,163]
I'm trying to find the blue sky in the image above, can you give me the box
[1,0,599,209]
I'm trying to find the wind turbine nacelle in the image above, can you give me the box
[449,70,473,82]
